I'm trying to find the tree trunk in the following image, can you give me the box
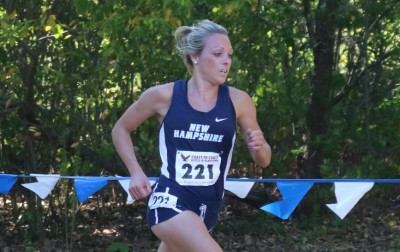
[301,0,339,178]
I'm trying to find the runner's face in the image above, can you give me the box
[195,34,233,85]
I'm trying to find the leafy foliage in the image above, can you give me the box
[1,0,400,245]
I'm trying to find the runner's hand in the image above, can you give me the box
[129,170,152,200]
[246,128,266,151]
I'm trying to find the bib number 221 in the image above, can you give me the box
[175,150,221,186]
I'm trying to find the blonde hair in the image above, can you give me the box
[174,20,228,74]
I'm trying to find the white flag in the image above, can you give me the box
[22,174,60,199]
[224,179,254,198]
[327,182,374,219]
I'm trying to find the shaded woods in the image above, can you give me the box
[1,0,400,250]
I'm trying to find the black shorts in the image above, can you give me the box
[146,177,224,233]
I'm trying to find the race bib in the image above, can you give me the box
[175,150,221,186]
[148,191,178,210]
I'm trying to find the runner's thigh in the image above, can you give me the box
[151,211,222,252]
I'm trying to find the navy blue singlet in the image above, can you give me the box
[158,79,236,200]
[146,80,237,231]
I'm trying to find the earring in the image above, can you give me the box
[193,60,198,64]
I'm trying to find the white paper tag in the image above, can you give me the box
[175,150,221,186]
[148,192,178,210]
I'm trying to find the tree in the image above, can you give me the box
[1,0,400,244]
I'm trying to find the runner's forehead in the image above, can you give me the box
[203,34,233,53]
